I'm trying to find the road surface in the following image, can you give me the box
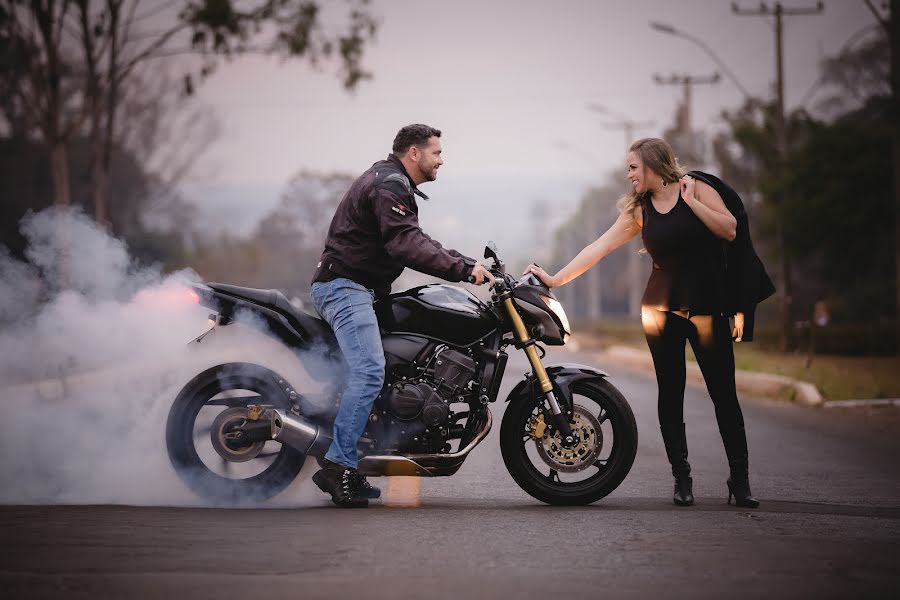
[2,347,899,599]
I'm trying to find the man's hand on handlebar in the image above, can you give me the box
[469,262,495,286]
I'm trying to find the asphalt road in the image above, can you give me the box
[2,347,899,599]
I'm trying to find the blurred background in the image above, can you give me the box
[0,0,895,373]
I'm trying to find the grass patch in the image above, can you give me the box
[578,318,900,401]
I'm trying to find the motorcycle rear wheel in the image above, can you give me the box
[166,362,307,503]
[500,377,637,506]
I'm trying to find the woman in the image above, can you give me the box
[524,137,760,508]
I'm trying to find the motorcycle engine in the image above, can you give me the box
[388,382,449,426]
[372,348,478,453]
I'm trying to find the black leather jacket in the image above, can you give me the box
[311,154,476,297]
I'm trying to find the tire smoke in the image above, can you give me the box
[0,208,330,506]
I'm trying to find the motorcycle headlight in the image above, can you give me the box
[540,294,570,336]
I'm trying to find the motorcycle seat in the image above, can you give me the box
[207,283,336,345]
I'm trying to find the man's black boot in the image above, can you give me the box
[312,459,369,508]
[661,423,694,506]
[352,471,381,499]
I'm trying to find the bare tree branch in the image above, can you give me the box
[131,0,180,25]
[863,0,890,35]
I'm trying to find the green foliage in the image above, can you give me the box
[181,0,377,92]
[714,28,894,326]
[0,136,190,268]
[782,97,894,317]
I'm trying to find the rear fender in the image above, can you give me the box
[504,363,609,412]
[191,284,336,355]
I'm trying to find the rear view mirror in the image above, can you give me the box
[483,241,505,274]
[484,241,499,262]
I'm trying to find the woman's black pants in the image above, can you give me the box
[641,308,751,480]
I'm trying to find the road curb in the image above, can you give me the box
[596,344,824,406]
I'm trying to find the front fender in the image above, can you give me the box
[504,363,609,412]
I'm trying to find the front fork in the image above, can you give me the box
[501,298,576,446]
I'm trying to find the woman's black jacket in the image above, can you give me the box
[688,170,776,342]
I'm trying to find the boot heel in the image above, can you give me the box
[726,478,759,508]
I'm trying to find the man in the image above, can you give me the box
[309,124,493,507]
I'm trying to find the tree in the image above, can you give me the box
[784,29,893,322]
[188,170,352,302]
[713,26,895,342]
[781,100,892,319]
[0,0,85,207]
[0,0,378,228]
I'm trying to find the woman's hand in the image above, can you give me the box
[732,312,745,342]
[523,263,556,288]
[680,175,696,204]
[680,176,737,241]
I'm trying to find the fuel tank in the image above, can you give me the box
[375,284,498,347]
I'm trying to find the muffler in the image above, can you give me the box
[269,408,332,458]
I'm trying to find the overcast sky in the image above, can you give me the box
[183,0,876,262]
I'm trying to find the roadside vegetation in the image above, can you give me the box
[580,318,900,401]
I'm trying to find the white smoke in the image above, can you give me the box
[0,208,327,506]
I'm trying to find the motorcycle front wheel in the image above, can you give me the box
[166,362,307,504]
[500,377,637,506]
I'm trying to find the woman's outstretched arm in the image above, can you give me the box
[524,209,641,288]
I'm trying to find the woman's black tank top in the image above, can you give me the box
[640,193,726,314]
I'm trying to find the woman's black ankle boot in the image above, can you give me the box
[661,423,694,506]
[721,422,759,508]
[674,475,694,506]
[727,477,759,508]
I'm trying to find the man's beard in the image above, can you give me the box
[418,159,438,182]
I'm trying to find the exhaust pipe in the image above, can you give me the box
[270,409,332,457]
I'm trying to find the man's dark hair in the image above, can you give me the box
[392,124,441,155]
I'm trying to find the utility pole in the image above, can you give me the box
[732,1,824,351]
[892,0,900,354]
[880,0,900,352]
[653,72,720,165]
[653,73,720,132]
[600,119,656,160]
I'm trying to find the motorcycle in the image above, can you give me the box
[166,243,637,505]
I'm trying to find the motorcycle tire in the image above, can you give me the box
[500,377,637,506]
[166,362,307,503]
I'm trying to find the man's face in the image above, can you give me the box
[413,136,443,182]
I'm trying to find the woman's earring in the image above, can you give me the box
[662,180,668,187]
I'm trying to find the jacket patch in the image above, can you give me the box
[391,205,407,216]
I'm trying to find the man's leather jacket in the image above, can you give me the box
[311,154,476,297]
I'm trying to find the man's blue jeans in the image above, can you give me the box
[310,278,385,469]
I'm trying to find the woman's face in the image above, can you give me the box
[626,150,659,194]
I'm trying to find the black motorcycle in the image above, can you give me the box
[166,244,637,505]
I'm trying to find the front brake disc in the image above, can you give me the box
[535,405,603,473]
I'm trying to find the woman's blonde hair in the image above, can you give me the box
[616,137,685,220]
